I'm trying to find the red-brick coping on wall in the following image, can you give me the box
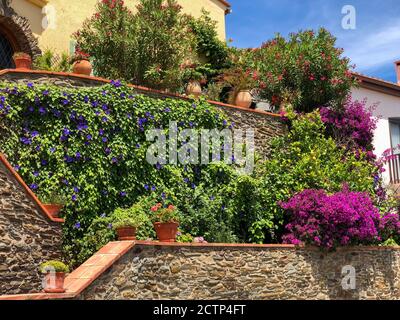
[0,153,64,223]
[0,240,399,300]
[0,69,282,119]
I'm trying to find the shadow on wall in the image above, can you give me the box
[303,248,399,300]
[76,244,400,300]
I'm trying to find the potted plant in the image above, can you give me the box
[71,49,92,76]
[112,206,148,241]
[182,65,203,98]
[39,260,69,293]
[12,52,32,70]
[151,203,180,242]
[40,192,66,219]
[219,66,257,108]
[33,49,72,72]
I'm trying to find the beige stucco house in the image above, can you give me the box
[0,0,231,68]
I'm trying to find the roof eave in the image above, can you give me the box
[353,72,400,97]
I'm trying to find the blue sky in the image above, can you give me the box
[226,0,400,82]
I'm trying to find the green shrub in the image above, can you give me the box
[33,49,71,72]
[252,109,379,243]
[112,206,149,229]
[176,232,193,243]
[189,10,229,71]
[380,238,399,247]
[74,1,228,93]
[248,28,356,112]
[66,215,115,267]
[74,0,196,91]
[168,162,254,243]
[39,191,66,205]
[39,260,69,273]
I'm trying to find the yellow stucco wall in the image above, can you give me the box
[10,0,228,55]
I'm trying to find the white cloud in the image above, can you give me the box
[342,20,400,72]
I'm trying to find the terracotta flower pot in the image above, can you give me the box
[43,272,66,293]
[200,78,207,86]
[154,222,179,242]
[186,80,202,98]
[13,56,32,70]
[116,226,137,241]
[72,59,92,76]
[235,90,252,108]
[43,204,63,219]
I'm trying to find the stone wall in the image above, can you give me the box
[0,71,286,159]
[77,243,400,300]
[0,0,41,58]
[217,106,285,158]
[0,159,62,295]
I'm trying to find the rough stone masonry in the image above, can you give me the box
[0,160,62,295]
[78,244,400,300]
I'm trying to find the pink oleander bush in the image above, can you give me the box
[248,28,356,112]
[280,187,400,249]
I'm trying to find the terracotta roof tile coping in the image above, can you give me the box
[0,69,282,119]
[134,241,400,251]
[0,292,76,300]
[217,0,231,8]
[1,241,400,300]
[353,72,400,90]
[215,0,231,14]
[134,240,297,248]
[0,154,64,223]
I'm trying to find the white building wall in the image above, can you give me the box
[351,87,400,185]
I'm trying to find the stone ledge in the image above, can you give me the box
[0,153,64,223]
[0,292,75,300]
[134,240,297,249]
[134,241,400,251]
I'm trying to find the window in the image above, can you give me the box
[389,120,400,153]
[0,32,15,69]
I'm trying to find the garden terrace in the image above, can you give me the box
[0,69,290,268]
[1,241,400,300]
[1,69,398,300]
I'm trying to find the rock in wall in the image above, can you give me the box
[0,160,62,295]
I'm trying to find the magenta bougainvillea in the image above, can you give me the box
[320,98,378,157]
[280,187,400,249]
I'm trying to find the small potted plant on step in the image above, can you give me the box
[112,206,148,241]
[41,192,66,219]
[12,52,32,70]
[151,203,180,242]
[39,260,69,293]
[71,49,92,76]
